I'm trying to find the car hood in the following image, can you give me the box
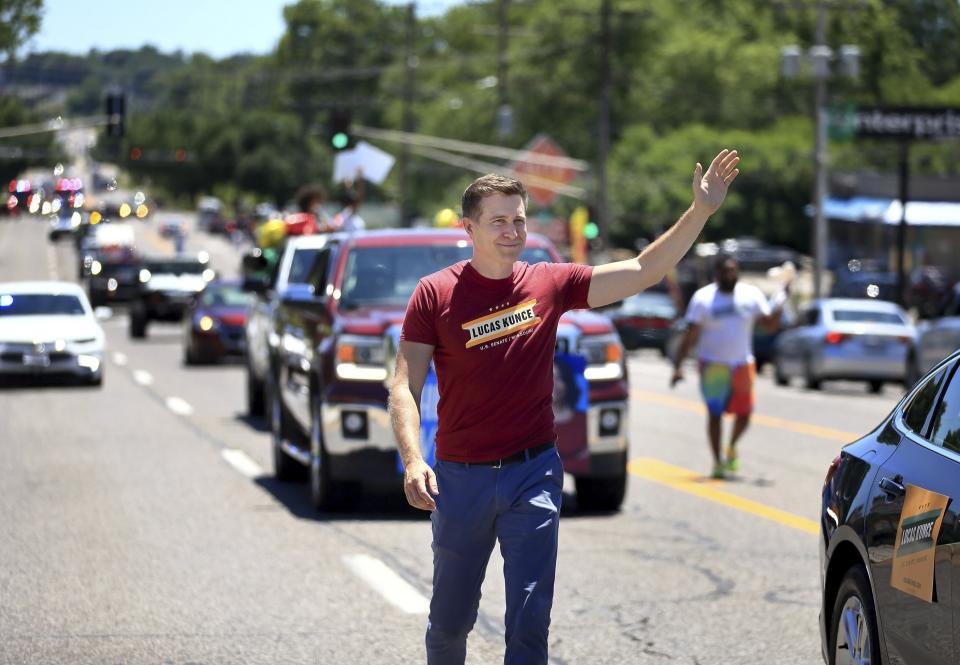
[147,274,206,293]
[339,304,407,335]
[559,308,616,335]
[0,315,103,343]
[337,304,617,337]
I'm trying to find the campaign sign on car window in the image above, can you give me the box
[891,484,951,602]
[387,325,437,473]
[553,351,589,474]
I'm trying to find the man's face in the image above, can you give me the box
[464,193,527,264]
[715,260,739,292]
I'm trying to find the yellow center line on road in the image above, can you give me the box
[627,457,820,535]
[630,389,860,443]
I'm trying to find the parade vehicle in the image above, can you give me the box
[244,229,630,511]
[819,348,960,665]
[182,279,252,364]
[773,298,916,393]
[128,254,215,339]
[0,281,105,386]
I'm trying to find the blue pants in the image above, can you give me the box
[426,448,563,665]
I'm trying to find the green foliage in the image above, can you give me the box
[0,0,41,60]
[8,0,960,248]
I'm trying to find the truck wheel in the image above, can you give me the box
[774,358,789,386]
[309,394,341,510]
[828,565,879,665]
[575,472,627,512]
[246,362,265,417]
[804,356,821,391]
[129,310,147,339]
[268,376,305,482]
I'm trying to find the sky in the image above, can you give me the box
[28,0,465,59]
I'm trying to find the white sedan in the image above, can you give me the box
[0,281,106,386]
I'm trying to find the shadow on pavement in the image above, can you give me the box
[0,376,101,390]
[253,478,615,521]
[234,412,269,432]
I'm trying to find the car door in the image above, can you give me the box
[278,245,337,433]
[865,360,959,665]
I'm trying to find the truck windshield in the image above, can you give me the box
[339,245,553,308]
[144,261,204,275]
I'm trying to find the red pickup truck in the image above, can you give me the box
[253,229,630,511]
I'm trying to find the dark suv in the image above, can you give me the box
[129,256,213,338]
[255,229,630,511]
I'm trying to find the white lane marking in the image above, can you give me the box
[46,245,60,280]
[221,449,263,478]
[112,352,128,366]
[132,369,153,385]
[342,554,430,615]
[165,396,194,416]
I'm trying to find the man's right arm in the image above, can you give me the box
[388,340,438,511]
[671,322,701,387]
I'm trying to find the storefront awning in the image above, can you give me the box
[823,196,960,227]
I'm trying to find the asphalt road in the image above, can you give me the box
[0,211,900,664]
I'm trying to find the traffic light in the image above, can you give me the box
[328,108,352,151]
[105,91,125,138]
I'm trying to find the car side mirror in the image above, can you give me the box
[242,275,269,294]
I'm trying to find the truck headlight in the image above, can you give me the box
[579,333,624,381]
[335,334,388,381]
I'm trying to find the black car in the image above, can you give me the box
[86,253,141,307]
[129,256,213,338]
[820,350,960,664]
[182,280,252,364]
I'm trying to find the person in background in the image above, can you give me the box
[670,254,789,479]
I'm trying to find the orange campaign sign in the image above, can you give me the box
[511,134,577,208]
[890,484,951,602]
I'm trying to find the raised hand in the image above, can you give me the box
[692,149,740,216]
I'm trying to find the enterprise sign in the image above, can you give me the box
[851,106,960,140]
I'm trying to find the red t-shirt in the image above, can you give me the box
[400,260,593,462]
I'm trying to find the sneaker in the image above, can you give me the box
[710,463,726,480]
[724,448,739,473]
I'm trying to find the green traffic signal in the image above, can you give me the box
[584,222,599,240]
[331,132,349,150]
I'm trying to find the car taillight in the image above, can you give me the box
[825,331,848,344]
[823,454,841,489]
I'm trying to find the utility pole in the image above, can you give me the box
[812,5,828,300]
[597,0,612,252]
[399,2,417,227]
[496,0,513,140]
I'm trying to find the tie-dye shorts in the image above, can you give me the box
[699,360,756,417]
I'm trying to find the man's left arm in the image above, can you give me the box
[586,149,740,309]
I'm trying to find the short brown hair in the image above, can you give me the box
[460,174,527,221]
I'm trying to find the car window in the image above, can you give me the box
[287,248,321,285]
[802,307,820,327]
[145,261,203,275]
[200,287,253,307]
[902,365,951,436]
[339,245,553,308]
[927,367,960,454]
[0,293,86,316]
[831,309,905,325]
[620,293,676,317]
